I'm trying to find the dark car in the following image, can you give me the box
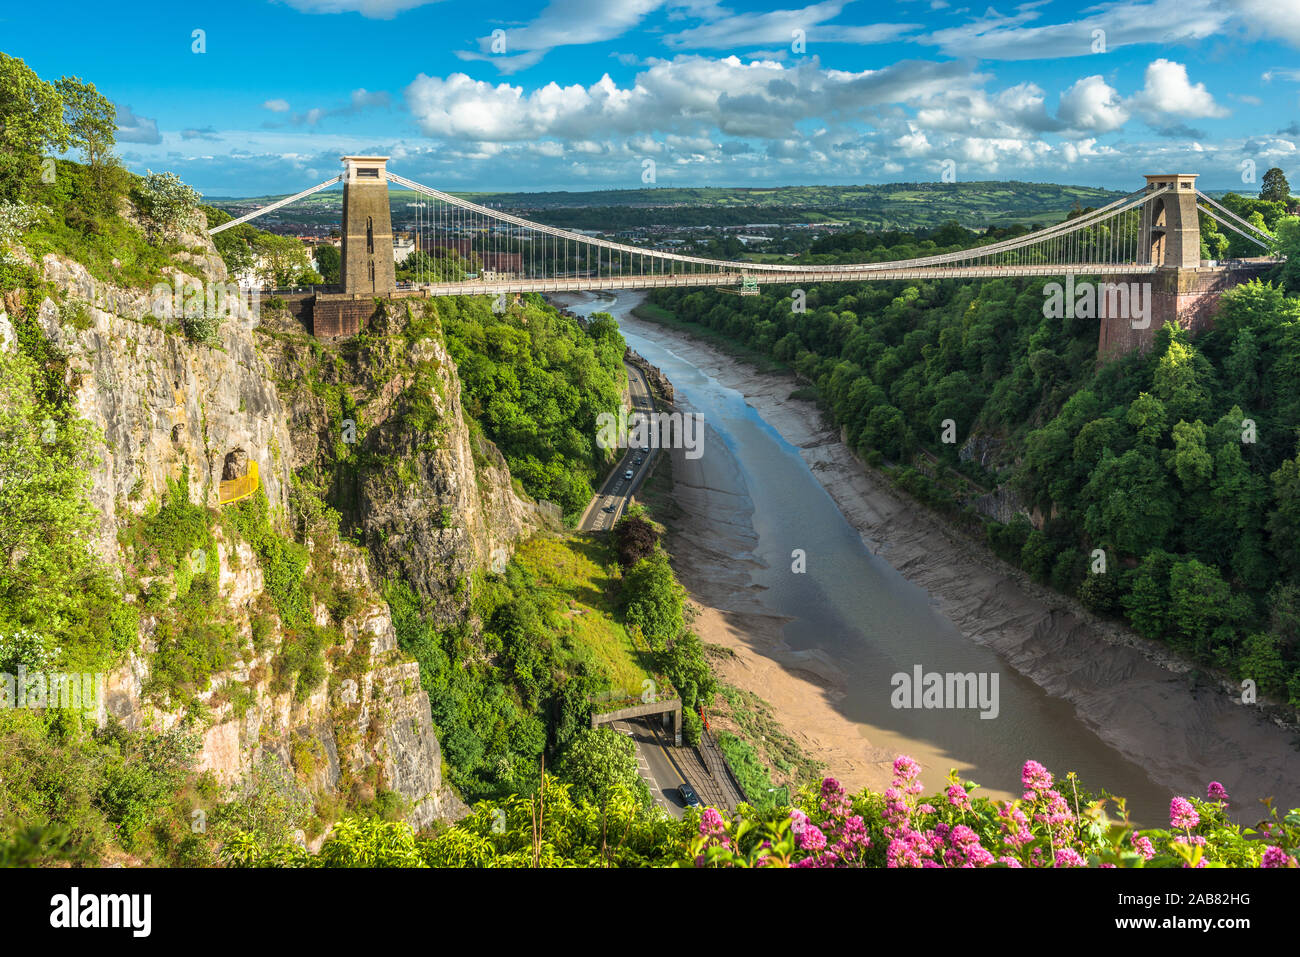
[602,504,616,513]
[678,783,702,808]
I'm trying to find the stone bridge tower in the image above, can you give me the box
[1097,172,1273,360]
[1140,173,1201,268]
[340,155,396,296]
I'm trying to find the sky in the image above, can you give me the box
[3,0,1299,197]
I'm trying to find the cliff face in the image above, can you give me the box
[19,213,546,831]
[257,302,558,624]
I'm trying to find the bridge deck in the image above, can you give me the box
[415,263,1161,297]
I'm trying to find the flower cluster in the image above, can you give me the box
[684,756,1300,868]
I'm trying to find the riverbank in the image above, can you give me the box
[621,299,1300,818]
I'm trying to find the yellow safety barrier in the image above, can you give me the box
[218,460,259,505]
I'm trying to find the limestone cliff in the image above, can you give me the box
[12,209,549,831]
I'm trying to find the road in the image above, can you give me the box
[577,361,659,532]
[610,718,690,819]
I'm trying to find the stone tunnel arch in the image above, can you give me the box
[222,448,249,481]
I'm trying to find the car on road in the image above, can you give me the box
[602,504,616,513]
[678,783,702,808]
[624,469,634,480]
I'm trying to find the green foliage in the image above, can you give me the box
[439,296,626,517]
[53,76,114,169]
[716,731,776,809]
[555,728,648,808]
[0,344,135,673]
[1261,167,1292,205]
[621,550,685,651]
[0,712,200,864]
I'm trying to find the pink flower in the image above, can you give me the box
[892,755,922,782]
[1021,760,1053,795]
[1130,833,1156,861]
[699,807,727,838]
[819,777,851,818]
[1206,781,1229,804]
[917,803,936,815]
[1261,846,1295,868]
[891,755,925,796]
[1054,847,1086,867]
[1170,797,1200,831]
[946,784,971,811]
[796,823,827,852]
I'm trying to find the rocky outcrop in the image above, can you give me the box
[257,300,558,623]
[35,253,293,563]
[18,216,538,828]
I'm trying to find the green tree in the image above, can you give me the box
[0,54,67,154]
[621,551,685,650]
[313,243,340,284]
[555,728,644,808]
[53,76,114,169]
[1260,167,1292,204]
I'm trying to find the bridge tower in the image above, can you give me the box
[1099,172,1272,360]
[1140,173,1200,267]
[340,155,396,297]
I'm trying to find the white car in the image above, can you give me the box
[624,469,634,480]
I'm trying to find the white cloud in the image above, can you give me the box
[1229,0,1300,48]
[661,0,919,49]
[291,88,391,126]
[405,55,983,144]
[460,0,663,72]
[1057,75,1130,132]
[1130,59,1228,123]
[917,0,1231,60]
[115,104,161,144]
[263,99,291,112]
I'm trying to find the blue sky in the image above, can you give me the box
[4,0,1299,196]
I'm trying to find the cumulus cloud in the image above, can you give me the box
[115,104,161,144]
[1130,59,1228,123]
[263,98,291,112]
[1057,75,1130,132]
[405,55,981,144]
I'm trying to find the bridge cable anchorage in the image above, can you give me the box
[207,175,343,235]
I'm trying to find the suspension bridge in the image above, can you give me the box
[211,157,1280,357]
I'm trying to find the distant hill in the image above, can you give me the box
[207,181,1126,233]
